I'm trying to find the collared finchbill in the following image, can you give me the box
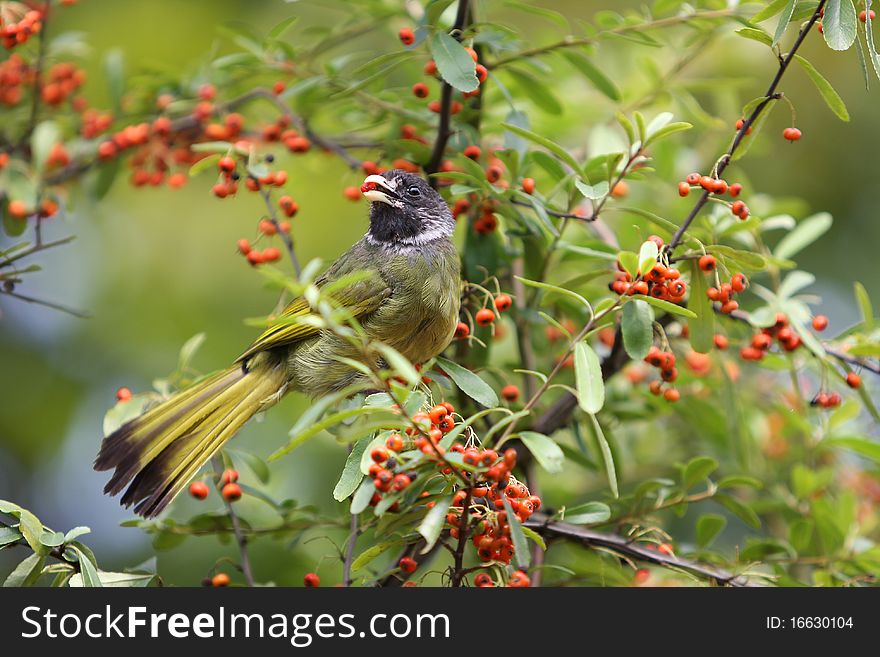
[361,174,398,205]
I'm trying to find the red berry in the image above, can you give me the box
[846,372,861,389]
[218,156,235,172]
[713,334,729,350]
[463,145,481,160]
[729,183,743,197]
[494,293,513,313]
[812,315,828,331]
[343,186,361,201]
[212,573,230,587]
[189,481,209,500]
[663,388,680,402]
[221,483,242,501]
[678,182,690,197]
[475,308,495,326]
[860,9,876,23]
[685,172,701,185]
[783,127,802,142]
[454,321,470,339]
[398,28,415,46]
[731,273,748,292]
[116,387,133,402]
[424,60,437,76]
[698,254,716,272]
[412,82,429,98]
[501,384,520,402]
[399,557,417,574]
[371,447,389,463]
[303,573,320,587]
[521,177,536,194]
[221,469,239,485]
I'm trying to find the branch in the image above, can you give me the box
[524,514,758,587]
[258,187,301,276]
[211,457,254,587]
[425,0,471,184]
[0,235,76,270]
[487,8,738,69]
[0,287,90,318]
[666,1,826,253]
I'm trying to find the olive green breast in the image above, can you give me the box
[287,237,460,396]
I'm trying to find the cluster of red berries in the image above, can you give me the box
[860,9,876,23]
[81,108,114,138]
[706,271,748,314]
[611,239,687,302]
[679,172,748,219]
[366,402,458,507]
[739,312,801,361]
[0,53,33,105]
[0,6,42,50]
[644,346,681,402]
[454,292,512,339]
[41,62,86,106]
[810,390,841,409]
[188,468,242,502]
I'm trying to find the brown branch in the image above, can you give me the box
[524,513,758,587]
[0,288,90,317]
[425,0,471,185]
[666,1,826,253]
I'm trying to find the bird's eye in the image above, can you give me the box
[406,185,421,197]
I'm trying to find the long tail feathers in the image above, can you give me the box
[95,358,287,518]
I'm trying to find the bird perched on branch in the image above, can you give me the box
[95,170,460,517]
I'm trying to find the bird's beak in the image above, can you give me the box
[361,174,398,205]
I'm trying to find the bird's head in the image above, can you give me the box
[361,170,454,247]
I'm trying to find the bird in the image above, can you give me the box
[95,169,461,517]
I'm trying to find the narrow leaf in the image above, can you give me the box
[520,431,565,474]
[589,413,618,498]
[794,55,850,120]
[419,495,451,553]
[435,356,499,408]
[621,299,653,360]
[574,341,604,414]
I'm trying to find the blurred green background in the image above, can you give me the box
[1,0,878,584]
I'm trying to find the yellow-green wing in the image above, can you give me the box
[236,265,391,362]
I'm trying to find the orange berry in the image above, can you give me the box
[685,173,701,185]
[521,177,536,194]
[501,384,520,402]
[221,482,242,501]
[698,254,716,272]
[7,200,29,219]
[611,180,629,198]
[116,387,133,402]
[221,469,239,485]
[463,145,481,160]
[729,183,743,197]
[812,315,828,331]
[343,186,361,201]
[279,195,299,217]
[211,573,230,587]
[237,239,251,255]
[424,60,437,76]
[783,127,802,142]
[303,572,320,587]
[713,334,729,350]
[845,372,861,389]
[663,388,680,402]
[454,321,470,339]
[678,182,690,197]
[475,308,495,326]
[189,481,209,500]
[494,293,512,313]
[398,28,415,46]
[412,82,429,98]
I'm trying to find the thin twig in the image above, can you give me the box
[211,456,255,587]
[0,235,76,270]
[0,288,90,317]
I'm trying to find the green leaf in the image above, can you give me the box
[772,0,798,46]
[750,0,791,23]
[267,16,298,39]
[3,553,45,587]
[429,32,478,92]
[103,49,125,114]
[506,67,563,114]
[501,123,581,172]
[333,440,371,501]
[0,526,23,547]
[71,546,102,587]
[793,55,850,120]
[621,299,653,360]
[435,356,499,408]
[515,275,592,310]
[226,449,270,484]
[501,496,530,569]
[823,0,858,51]
[0,501,46,556]
[824,436,880,463]
[714,493,761,529]
[350,540,398,572]
[866,2,880,81]
[696,514,727,548]
[589,413,618,498]
[63,526,91,543]
[376,344,420,386]
[683,456,719,489]
[773,212,832,260]
[350,478,376,515]
[736,27,773,46]
[31,121,61,173]
[39,530,65,548]
[637,239,659,275]
[176,333,206,372]
[561,502,611,525]
[418,495,451,553]
[687,259,714,354]
[574,341,604,414]
[777,270,815,299]
[69,571,155,587]
[574,179,610,200]
[520,526,547,550]
[628,294,696,319]
[854,281,874,325]
[519,431,565,474]
[644,122,692,147]
[560,51,621,100]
